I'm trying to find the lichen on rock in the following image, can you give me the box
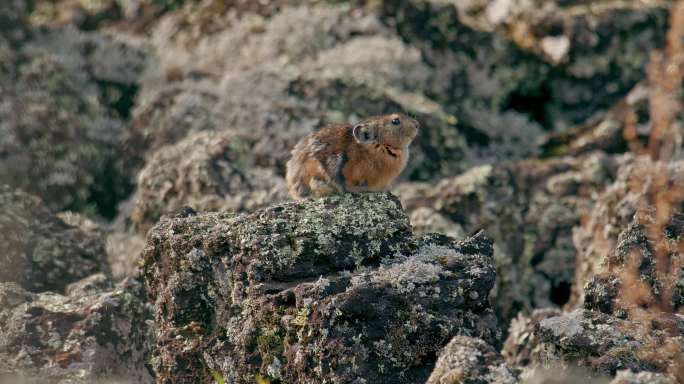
[142,192,500,383]
[0,277,153,383]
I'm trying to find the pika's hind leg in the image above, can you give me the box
[310,176,341,197]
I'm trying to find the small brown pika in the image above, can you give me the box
[286,113,419,200]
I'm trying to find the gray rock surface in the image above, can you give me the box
[0,187,109,293]
[572,158,684,310]
[426,336,517,384]
[383,0,669,131]
[398,153,624,322]
[0,277,152,383]
[129,130,289,234]
[142,193,500,383]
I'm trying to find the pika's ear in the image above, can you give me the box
[352,123,377,144]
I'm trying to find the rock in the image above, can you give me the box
[0,53,134,217]
[0,0,31,44]
[64,272,112,297]
[502,308,562,369]
[398,152,622,322]
[0,278,153,383]
[610,370,676,384]
[55,211,145,280]
[148,4,385,79]
[381,0,668,131]
[129,130,289,234]
[583,219,684,316]
[533,309,683,378]
[426,336,517,384]
[24,26,149,88]
[131,3,471,181]
[0,187,109,293]
[106,231,147,280]
[142,193,500,383]
[571,157,684,309]
[0,14,150,218]
[540,83,650,157]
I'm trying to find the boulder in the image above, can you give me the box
[0,277,152,383]
[142,192,500,383]
[382,0,669,131]
[398,153,623,322]
[571,158,684,309]
[426,336,517,384]
[0,187,109,293]
[129,130,289,234]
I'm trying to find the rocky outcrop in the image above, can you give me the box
[129,3,472,183]
[382,0,669,131]
[0,187,109,293]
[398,152,624,322]
[502,158,684,381]
[502,307,683,380]
[571,158,684,309]
[142,193,500,383]
[0,3,149,218]
[426,336,517,384]
[129,130,289,233]
[0,277,152,383]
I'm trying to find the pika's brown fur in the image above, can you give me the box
[286,113,419,200]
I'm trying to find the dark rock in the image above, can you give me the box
[0,0,31,45]
[381,0,669,131]
[397,152,622,322]
[142,192,500,383]
[0,278,153,383]
[503,308,683,381]
[426,336,517,384]
[533,309,683,377]
[502,308,562,369]
[571,158,684,310]
[0,53,134,217]
[0,187,109,293]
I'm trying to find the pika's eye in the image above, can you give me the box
[391,117,401,125]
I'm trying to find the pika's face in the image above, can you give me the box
[352,113,419,149]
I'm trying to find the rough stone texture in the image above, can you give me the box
[503,305,684,381]
[533,309,684,378]
[0,0,30,45]
[502,308,562,369]
[583,219,684,316]
[609,369,677,384]
[0,278,152,383]
[398,152,624,322]
[540,83,649,158]
[129,3,472,182]
[0,6,149,217]
[0,187,109,293]
[106,231,147,280]
[55,211,145,281]
[130,130,289,234]
[382,0,669,131]
[0,52,133,217]
[426,336,517,384]
[501,156,684,381]
[142,193,500,384]
[571,158,684,309]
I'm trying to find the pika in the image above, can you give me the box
[286,113,419,200]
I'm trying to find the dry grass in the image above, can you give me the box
[617,1,684,380]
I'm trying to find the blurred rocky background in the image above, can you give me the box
[1,0,683,383]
